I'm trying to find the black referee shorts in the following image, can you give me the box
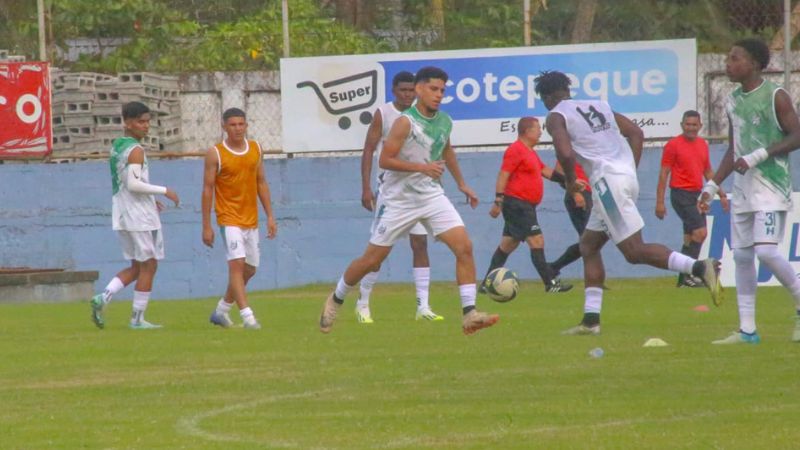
[670,188,706,234]
[501,195,542,241]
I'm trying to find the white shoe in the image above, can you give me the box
[320,293,341,333]
[355,306,374,324]
[561,324,601,335]
[415,307,444,321]
[243,317,261,330]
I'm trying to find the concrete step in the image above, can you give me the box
[0,269,99,303]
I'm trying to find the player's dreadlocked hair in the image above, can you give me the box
[733,38,770,71]
[534,71,571,97]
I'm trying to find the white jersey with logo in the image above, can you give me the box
[549,99,637,183]
[374,102,404,186]
[109,137,161,232]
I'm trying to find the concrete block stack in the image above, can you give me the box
[0,49,26,62]
[51,71,185,154]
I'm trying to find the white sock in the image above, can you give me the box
[754,244,800,307]
[216,297,233,315]
[240,307,255,322]
[334,276,355,302]
[584,287,603,314]
[413,267,431,310]
[734,247,758,333]
[102,277,125,303]
[667,251,695,274]
[459,283,476,310]
[131,290,150,323]
[358,271,379,309]
[738,294,757,334]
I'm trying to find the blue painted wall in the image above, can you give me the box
[1,145,798,300]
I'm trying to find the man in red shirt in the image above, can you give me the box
[481,117,572,293]
[656,110,729,287]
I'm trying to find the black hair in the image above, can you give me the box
[534,71,571,97]
[733,38,770,70]
[122,101,150,120]
[222,107,246,122]
[392,71,415,87]
[682,110,701,121]
[414,66,448,84]
[518,117,539,135]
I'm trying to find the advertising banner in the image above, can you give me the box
[280,39,696,152]
[0,62,52,159]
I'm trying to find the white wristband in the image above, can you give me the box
[742,147,768,168]
[700,180,719,202]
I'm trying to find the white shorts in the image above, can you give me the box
[370,195,463,247]
[221,226,260,267]
[371,190,427,236]
[731,211,787,249]
[586,174,645,244]
[118,229,164,262]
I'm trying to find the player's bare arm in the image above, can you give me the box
[360,108,383,211]
[489,170,511,218]
[547,113,580,193]
[655,166,670,219]
[698,124,735,213]
[614,112,644,167]
[256,158,277,239]
[704,167,729,212]
[442,140,478,209]
[734,89,800,174]
[380,116,444,179]
[201,147,218,248]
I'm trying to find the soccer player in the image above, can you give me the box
[548,160,592,279]
[698,38,800,344]
[481,117,573,293]
[357,71,442,323]
[203,108,277,330]
[535,70,721,335]
[656,110,729,288]
[89,101,180,329]
[319,66,499,335]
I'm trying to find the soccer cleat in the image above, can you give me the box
[129,320,163,330]
[355,307,374,324]
[243,318,262,330]
[546,279,573,293]
[712,330,760,344]
[416,307,444,321]
[90,294,105,329]
[209,311,234,328]
[697,258,723,306]
[319,292,341,334]
[678,274,705,288]
[462,310,499,335]
[561,323,601,335]
[478,280,488,294]
[792,316,800,343]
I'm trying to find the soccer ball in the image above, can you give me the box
[484,267,519,303]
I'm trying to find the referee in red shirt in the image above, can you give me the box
[656,110,729,287]
[481,117,572,293]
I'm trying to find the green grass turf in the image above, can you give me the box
[2,277,800,449]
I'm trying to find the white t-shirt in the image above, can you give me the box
[374,102,404,186]
[549,99,637,183]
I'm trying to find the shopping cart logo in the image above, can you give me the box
[296,70,378,130]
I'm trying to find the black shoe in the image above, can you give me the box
[679,274,705,288]
[546,279,573,293]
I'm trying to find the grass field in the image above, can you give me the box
[2,277,800,449]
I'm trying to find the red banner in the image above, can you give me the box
[0,62,52,159]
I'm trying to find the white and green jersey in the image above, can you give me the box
[109,136,161,231]
[726,80,793,213]
[380,106,452,206]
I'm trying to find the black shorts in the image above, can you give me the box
[670,188,706,234]
[501,196,542,241]
[563,190,592,235]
